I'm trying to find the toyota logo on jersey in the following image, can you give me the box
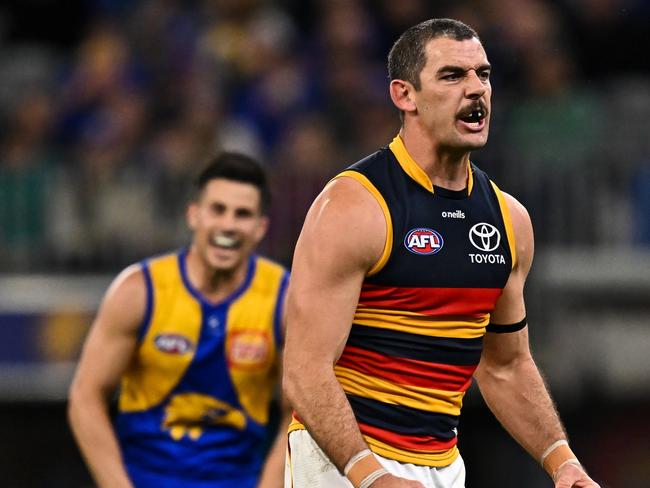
[469,223,501,252]
[404,228,444,255]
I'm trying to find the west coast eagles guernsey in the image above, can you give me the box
[116,249,288,487]
[289,135,517,468]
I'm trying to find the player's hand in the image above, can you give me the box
[554,462,601,488]
[370,472,425,487]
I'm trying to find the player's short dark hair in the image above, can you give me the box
[388,18,480,90]
[194,152,270,214]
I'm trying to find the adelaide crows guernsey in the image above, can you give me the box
[290,135,516,468]
[116,249,288,487]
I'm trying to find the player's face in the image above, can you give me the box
[187,179,268,274]
[411,37,491,151]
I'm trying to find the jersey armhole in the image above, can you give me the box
[490,180,518,270]
[136,260,154,343]
[334,170,393,276]
[273,270,290,347]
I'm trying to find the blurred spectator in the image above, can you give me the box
[0,0,647,267]
[0,90,56,270]
[265,113,341,265]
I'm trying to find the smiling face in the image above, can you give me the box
[187,179,268,274]
[404,36,492,152]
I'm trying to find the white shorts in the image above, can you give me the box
[285,429,466,488]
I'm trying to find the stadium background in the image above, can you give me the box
[0,0,649,486]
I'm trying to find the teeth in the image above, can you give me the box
[211,235,237,248]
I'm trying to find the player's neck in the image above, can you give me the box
[399,128,470,191]
[185,249,249,302]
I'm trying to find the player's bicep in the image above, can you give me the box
[285,177,385,364]
[71,266,146,397]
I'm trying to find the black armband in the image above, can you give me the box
[486,316,527,333]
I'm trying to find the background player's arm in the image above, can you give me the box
[474,194,598,487]
[257,292,292,488]
[283,177,423,487]
[68,265,145,488]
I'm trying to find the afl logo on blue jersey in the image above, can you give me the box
[404,228,444,255]
[154,334,194,355]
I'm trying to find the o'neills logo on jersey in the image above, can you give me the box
[442,210,465,219]
[404,228,444,255]
[154,334,194,355]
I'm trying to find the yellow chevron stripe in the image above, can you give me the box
[335,170,393,276]
[389,135,433,193]
[354,307,488,339]
[334,366,464,416]
[490,180,517,270]
[364,436,459,467]
[389,135,473,198]
[289,419,459,467]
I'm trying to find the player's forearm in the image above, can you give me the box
[68,391,134,488]
[475,354,566,461]
[257,407,292,488]
[283,362,368,471]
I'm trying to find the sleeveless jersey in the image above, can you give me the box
[289,135,517,468]
[115,249,288,487]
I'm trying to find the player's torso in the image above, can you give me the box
[116,250,287,485]
[334,136,515,467]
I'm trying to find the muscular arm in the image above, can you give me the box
[283,177,383,470]
[474,193,598,487]
[68,266,146,488]
[283,177,423,487]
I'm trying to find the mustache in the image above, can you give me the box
[457,102,488,119]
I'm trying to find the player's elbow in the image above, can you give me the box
[67,380,85,433]
[282,349,337,411]
[67,378,104,428]
[281,360,301,408]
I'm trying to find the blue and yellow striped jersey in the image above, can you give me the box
[116,249,288,486]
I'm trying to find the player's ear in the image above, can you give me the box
[389,79,417,113]
[186,201,199,230]
[254,216,269,244]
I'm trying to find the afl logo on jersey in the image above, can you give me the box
[154,334,194,355]
[404,228,444,255]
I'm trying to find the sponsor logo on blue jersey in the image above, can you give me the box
[404,228,444,255]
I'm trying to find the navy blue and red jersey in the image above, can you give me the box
[291,135,517,468]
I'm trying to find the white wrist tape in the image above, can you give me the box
[552,459,582,482]
[359,468,389,488]
[344,449,386,488]
[344,449,373,476]
[540,439,580,479]
[540,439,568,465]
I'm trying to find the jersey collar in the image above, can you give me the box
[388,134,474,196]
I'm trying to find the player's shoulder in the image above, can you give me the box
[499,190,532,232]
[105,250,179,302]
[111,263,146,294]
[94,261,149,331]
[496,190,534,272]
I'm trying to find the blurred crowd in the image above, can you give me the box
[1,0,649,272]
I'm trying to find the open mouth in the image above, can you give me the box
[460,109,486,124]
[210,234,241,250]
[458,103,488,132]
